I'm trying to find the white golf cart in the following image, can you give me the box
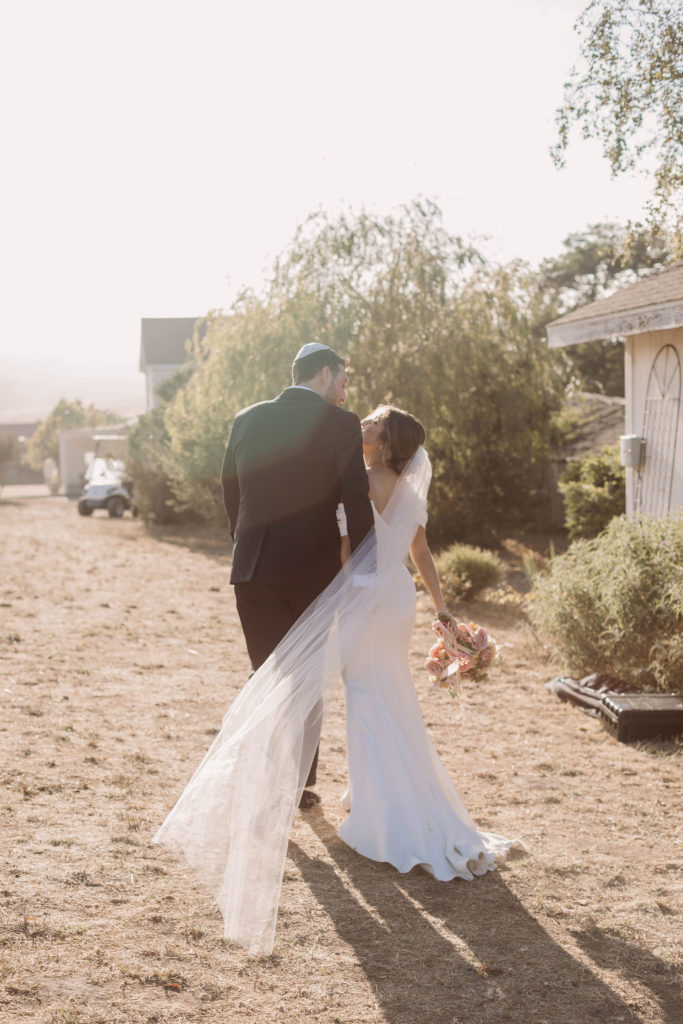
[77,435,137,518]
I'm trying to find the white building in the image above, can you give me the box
[139,318,201,411]
[57,428,129,496]
[547,263,683,517]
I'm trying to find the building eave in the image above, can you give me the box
[547,298,683,348]
[142,362,186,372]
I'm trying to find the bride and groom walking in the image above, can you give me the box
[154,343,524,955]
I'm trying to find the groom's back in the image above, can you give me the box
[222,387,369,592]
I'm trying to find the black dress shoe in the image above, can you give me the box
[298,790,321,810]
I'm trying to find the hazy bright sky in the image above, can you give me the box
[0,0,655,422]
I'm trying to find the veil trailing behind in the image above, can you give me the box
[154,447,432,954]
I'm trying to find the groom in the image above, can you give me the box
[221,343,374,807]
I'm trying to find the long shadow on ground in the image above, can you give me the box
[571,926,680,1024]
[145,520,231,564]
[290,809,641,1024]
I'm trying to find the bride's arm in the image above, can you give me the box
[409,526,451,620]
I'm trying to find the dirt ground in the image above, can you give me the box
[1,489,681,1024]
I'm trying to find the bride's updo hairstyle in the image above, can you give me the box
[371,405,426,475]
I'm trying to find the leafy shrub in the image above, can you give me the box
[433,543,505,601]
[530,513,683,692]
[127,369,199,525]
[559,446,625,539]
[127,417,179,524]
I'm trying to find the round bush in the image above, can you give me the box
[530,513,683,692]
[434,543,505,601]
[559,445,626,540]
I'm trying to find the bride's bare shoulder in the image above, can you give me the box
[367,464,399,514]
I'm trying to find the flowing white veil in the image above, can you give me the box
[153,447,432,955]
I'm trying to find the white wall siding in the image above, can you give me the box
[624,336,636,515]
[630,328,683,517]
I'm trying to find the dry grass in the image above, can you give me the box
[0,492,681,1024]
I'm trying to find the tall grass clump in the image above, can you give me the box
[433,543,505,601]
[530,513,683,692]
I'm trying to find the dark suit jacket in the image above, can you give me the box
[221,387,374,592]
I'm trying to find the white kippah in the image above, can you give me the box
[294,342,331,361]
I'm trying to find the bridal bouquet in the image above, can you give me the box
[425,616,499,695]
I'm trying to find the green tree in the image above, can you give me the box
[552,1,683,246]
[159,294,299,521]
[538,221,671,308]
[127,366,197,523]
[23,398,120,472]
[154,201,565,542]
[538,221,672,394]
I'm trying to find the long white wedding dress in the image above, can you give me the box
[154,448,524,955]
[339,501,524,878]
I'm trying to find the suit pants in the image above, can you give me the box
[234,581,321,787]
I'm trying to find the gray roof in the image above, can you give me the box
[547,263,683,348]
[139,318,203,371]
[0,422,39,438]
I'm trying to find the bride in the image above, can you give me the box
[154,405,525,954]
[339,405,523,876]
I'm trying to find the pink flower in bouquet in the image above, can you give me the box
[425,657,443,678]
[456,652,473,674]
[480,647,494,665]
[471,626,489,650]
